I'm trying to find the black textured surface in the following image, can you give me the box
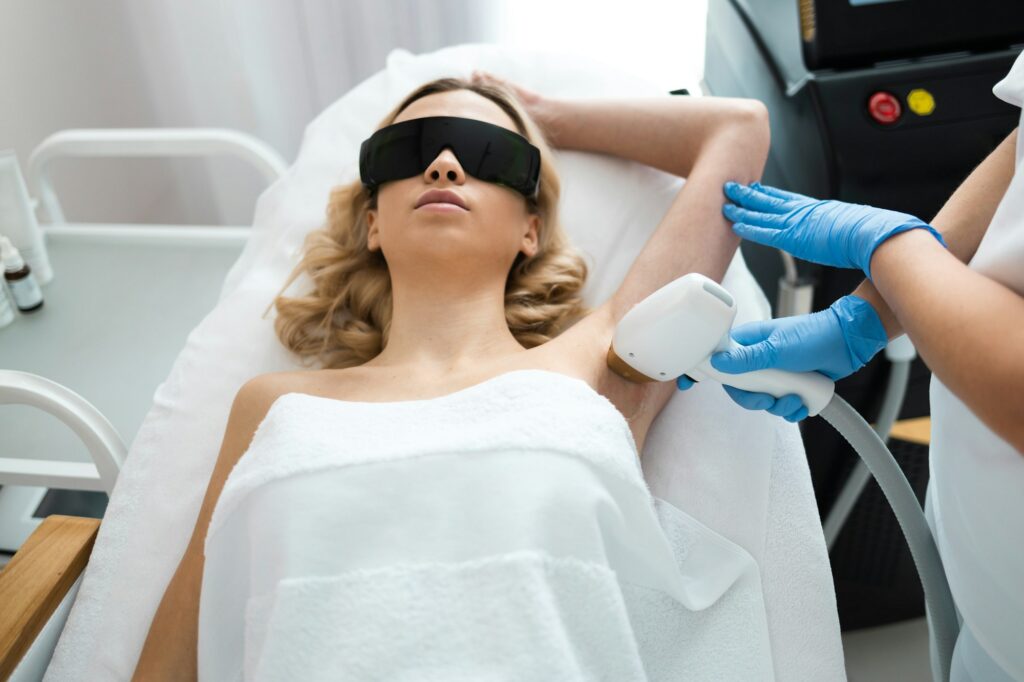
[32,488,108,519]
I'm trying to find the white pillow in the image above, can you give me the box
[46,44,843,682]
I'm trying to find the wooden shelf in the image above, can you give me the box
[889,417,931,446]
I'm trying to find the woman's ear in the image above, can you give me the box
[366,208,378,251]
[522,214,540,257]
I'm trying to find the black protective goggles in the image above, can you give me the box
[359,115,541,198]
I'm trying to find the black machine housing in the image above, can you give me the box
[704,0,1023,629]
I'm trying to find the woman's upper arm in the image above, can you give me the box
[133,375,284,680]
[187,374,285,555]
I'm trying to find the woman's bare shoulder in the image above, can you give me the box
[232,370,318,414]
[239,369,338,401]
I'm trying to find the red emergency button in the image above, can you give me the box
[868,91,902,125]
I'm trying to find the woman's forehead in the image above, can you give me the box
[393,90,517,133]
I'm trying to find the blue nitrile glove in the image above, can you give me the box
[708,295,888,422]
[722,182,945,280]
[676,374,694,391]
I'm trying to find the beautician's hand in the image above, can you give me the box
[707,295,888,421]
[722,182,945,279]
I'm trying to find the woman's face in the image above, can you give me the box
[366,89,540,279]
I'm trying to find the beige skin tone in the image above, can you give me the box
[851,128,1024,452]
[132,84,769,679]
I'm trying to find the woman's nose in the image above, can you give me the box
[424,147,465,185]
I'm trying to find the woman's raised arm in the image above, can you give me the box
[529,92,770,322]
[534,93,768,180]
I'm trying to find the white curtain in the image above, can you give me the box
[4,0,706,226]
[120,0,494,226]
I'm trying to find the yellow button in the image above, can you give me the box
[907,88,935,116]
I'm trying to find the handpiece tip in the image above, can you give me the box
[606,344,657,384]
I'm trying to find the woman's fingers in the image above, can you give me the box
[471,70,507,89]
[471,70,543,107]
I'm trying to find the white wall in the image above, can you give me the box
[488,0,709,95]
[0,0,492,226]
[0,1,193,225]
[1,0,707,227]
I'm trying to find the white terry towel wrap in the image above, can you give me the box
[199,369,773,681]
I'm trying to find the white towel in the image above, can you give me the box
[199,369,774,681]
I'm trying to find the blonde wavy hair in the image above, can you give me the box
[269,77,592,370]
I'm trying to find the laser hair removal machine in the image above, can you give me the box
[607,273,959,682]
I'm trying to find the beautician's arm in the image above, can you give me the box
[535,94,770,314]
[851,129,1018,337]
[869,224,1024,452]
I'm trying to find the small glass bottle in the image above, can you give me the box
[0,235,43,313]
[0,279,14,328]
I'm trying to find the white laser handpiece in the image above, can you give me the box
[606,272,835,415]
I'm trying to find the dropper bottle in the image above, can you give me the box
[0,235,43,313]
[0,276,13,328]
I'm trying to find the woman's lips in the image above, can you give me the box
[416,202,468,212]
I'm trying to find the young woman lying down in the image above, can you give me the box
[133,73,769,680]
